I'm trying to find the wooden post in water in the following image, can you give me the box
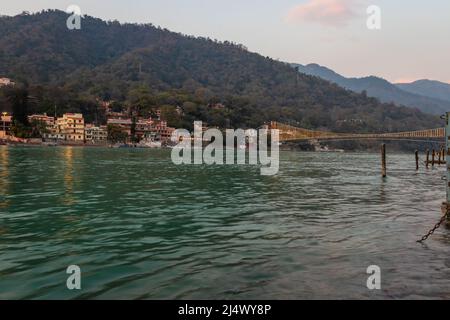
[381,144,387,178]
[415,150,419,171]
[445,113,450,225]
[432,149,435,167]
[426,149,430,169]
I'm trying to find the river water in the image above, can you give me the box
[0,146,449,299]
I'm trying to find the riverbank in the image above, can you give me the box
[0,139,171,149]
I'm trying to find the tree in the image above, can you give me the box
[5,87,30,126]
[107,125,128,144]
[29,119,49,138]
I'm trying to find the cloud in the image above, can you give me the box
[286,0,358,27]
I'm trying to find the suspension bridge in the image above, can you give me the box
[269,121,446,142]
[269,119,450,236]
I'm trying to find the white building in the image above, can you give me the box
[85,125,108,143]
[0,78,15,87]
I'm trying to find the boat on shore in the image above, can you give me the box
[137,140,162,148]
[42,142,58,147]
[111,143,133,148]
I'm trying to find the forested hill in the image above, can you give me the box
[0,10,439,131]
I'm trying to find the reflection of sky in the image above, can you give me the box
[2,0,450,83]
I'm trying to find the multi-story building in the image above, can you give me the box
[57,113,85,141]
[107,118,133,136]
[85,125,108,143]
[155,121,175,142]
[28,113,55,126]
[28,113,58,140]
[0,112,13,138]
[107,116,176,143]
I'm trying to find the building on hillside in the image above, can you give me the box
[107,118,133,136]
[0,78,15,87]
[28,113,55,126]
[29,113,57,140]
[43,128,65,140]
[56,113,85,141]
[175,106,183,116]
[85,125,108,144]
[155,121,175,142]
[107,116,175,142]
[0,112,13,138]
[208,103,226,110]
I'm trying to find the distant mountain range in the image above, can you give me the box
[293,63,450,115]
[396,80,450,103]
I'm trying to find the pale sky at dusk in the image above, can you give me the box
[2,0,449,83]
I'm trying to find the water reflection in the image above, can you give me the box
[1,149,450,299]
[0,146,10,209]
[62,147,75,206]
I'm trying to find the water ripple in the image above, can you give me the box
[0,146,449,299]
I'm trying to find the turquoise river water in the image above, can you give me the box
[0,146,449,299]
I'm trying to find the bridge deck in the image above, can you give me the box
[270,122,445,142]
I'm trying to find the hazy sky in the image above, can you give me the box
[2,0,450,83]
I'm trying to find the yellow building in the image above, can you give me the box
[57,113,85,141]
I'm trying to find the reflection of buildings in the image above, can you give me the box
[0,147,10,209]
[63,147,75,206]
[0,112,13,138]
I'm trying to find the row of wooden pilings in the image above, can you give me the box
[381,144,446,178]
